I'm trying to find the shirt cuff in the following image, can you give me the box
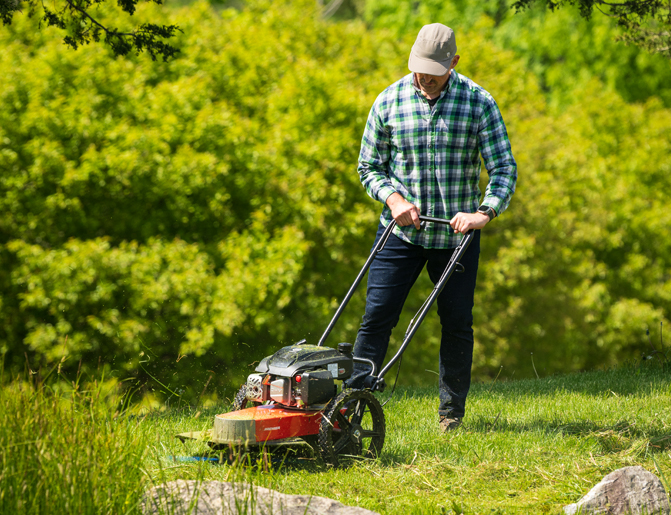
[377,185,398,206]
[481,195,504,216]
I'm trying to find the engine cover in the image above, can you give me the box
[255,344,353,380]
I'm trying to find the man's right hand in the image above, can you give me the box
[386,192,421,230]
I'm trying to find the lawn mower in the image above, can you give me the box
[178,217,474,467]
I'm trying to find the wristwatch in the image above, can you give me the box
[477,205,496,221]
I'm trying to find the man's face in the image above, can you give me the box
[415,55,460,99]
[416,71,450,98]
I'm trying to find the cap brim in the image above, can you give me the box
[408,52,450,76]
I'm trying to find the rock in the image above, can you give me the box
[142,479,380,515]
[564,466,670,515]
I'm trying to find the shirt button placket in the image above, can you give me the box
[428,113,436,221]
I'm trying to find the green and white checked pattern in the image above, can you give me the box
[358,72,517,249]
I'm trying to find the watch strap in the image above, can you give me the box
[477,205,495,221]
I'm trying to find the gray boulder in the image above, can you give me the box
[564,466,670,515]
[142,479,380,515]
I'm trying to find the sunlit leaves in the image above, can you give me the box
[0,0,669,399]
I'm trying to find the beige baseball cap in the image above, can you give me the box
[408,23,457,76]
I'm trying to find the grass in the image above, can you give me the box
[2,360,671,514]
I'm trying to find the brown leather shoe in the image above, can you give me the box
[439,416,462,432]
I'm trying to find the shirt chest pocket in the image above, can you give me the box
[435,116,476,152]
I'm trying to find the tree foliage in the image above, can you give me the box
[512,0,671,58]
[361,0,671,107]
[0,0,399,402]
[1,0,669,403]
[0,0,180,60]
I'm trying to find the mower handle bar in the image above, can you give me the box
[352,356,377,376]
[316,215,466,350]
[373,228,474,386]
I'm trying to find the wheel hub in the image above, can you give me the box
[350,425,363,444]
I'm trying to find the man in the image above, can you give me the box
[348,23,517,431]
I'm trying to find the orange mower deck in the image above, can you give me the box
[177,405,323,447]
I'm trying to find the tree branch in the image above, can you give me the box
[1,0,180,60]
[512,0,671,58]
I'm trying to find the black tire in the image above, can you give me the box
[232,385,261,411]
[318,389,385,468]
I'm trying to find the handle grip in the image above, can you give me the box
[418,215,453,225]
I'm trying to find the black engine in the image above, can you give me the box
[243,342,354,408]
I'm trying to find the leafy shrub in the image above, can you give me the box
[0,0,669,400]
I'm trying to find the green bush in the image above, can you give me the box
[361,0,671,107]
[0,0,669,400]
[0,0,399,399]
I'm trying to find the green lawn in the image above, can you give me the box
[2,361,671,514]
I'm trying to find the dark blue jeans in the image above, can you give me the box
[347,223,481,418]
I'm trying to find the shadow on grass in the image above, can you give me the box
[465,417,671,455]
[469,360,671,400]
[370,362,671,409]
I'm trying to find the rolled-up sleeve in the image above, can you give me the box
[477,99,517,216]
[357,104,397,205]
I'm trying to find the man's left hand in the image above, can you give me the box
[449,212,490,234]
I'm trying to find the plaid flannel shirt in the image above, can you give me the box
[358,71,517,249]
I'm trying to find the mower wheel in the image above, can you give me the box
[232,385,261,411]
[318,389,385,468]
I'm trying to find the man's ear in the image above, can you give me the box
[451,55,461,68]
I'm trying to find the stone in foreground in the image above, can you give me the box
[564,466,670,515]
[142,479,380,515]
